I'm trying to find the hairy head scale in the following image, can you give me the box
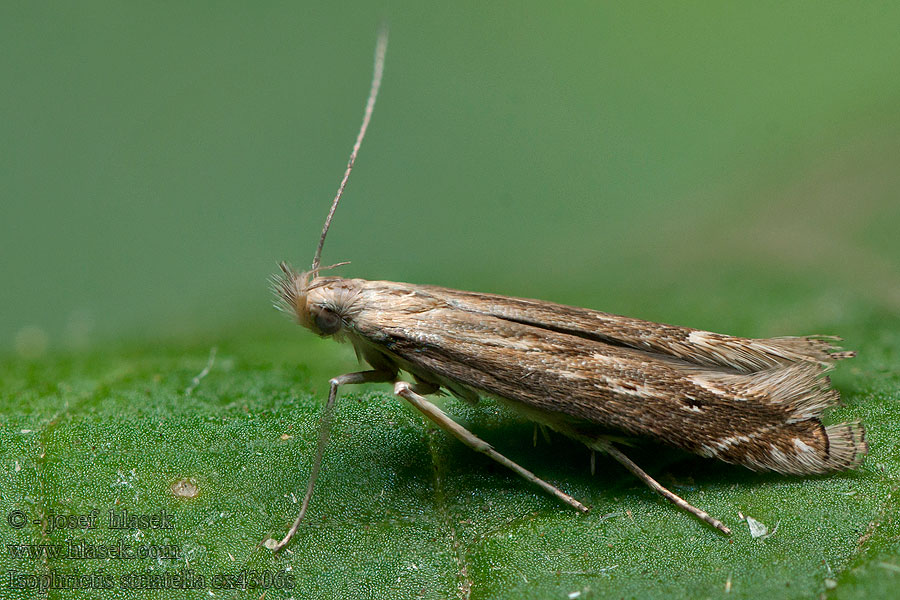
[312,27,389,273]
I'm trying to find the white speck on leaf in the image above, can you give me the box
[744,515,779,539]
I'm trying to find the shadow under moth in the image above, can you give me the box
[265,30,867,551]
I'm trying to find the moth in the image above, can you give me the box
[266,30,867,551]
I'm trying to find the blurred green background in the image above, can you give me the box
[2,2,899,600]
[3,1,898,352]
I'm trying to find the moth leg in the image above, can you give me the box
[593,439,731,535]
[268,369,395,552]
[393,381,588,513]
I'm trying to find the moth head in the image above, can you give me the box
[272,262,348,338]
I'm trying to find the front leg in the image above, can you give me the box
[267,369,395,552]
[394,381,588,513]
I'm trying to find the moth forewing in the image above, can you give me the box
[301,277,866,478]
[267,30,866,551]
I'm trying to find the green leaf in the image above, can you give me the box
[1,308,897,600]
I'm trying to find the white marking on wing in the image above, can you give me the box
[793,438,815,454]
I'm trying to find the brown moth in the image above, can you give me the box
[265,30,867,551]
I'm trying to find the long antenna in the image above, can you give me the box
[311,28,389,272]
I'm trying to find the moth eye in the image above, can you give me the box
[314,308,342,335]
